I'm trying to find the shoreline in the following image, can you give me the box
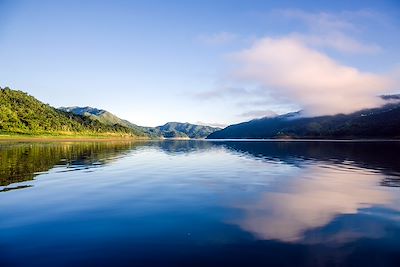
[0,135,399,143]
[206,138,400,142]
[0,134,152,142]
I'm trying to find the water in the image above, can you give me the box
[0,140,400,267]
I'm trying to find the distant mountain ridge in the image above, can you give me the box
[155,122,221,139]
[59,107,221,139]
[59,106,105,117]
[208,96,400,139]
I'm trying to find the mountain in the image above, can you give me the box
[58,106,150,135]
[59,106,137,128]
[0,87,148,137]
[207,100,400,139]
[60,107,221,139]
[382,94,400,101]
[155,122,221,139]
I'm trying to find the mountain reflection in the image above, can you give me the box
[153,140,214,154]
[0,141,144,187]
[152,140,400,178]
[216,141,400,177]
[209,141,400,243]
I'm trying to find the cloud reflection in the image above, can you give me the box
[231,164,393,242]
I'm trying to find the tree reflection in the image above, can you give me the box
[0,141,145,187]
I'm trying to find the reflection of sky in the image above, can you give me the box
[0,141,399,249]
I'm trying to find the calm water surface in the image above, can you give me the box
[0,140,400,267]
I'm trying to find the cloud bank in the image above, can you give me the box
[231,37,393,116]
[239,110,277,119]
[194,9,398,120]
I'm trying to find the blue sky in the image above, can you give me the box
[1,0,399,126]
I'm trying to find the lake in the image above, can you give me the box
[0,140,400,267]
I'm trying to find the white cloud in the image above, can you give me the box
[195,121,227,128]
[272,9,383,54]
[276,9,381,33]
[293,32,381,54]
[195,87,257,99]
[231,36,394,116]
[194,9,396,119]
[238,110,277,118]
[197,32,238,45]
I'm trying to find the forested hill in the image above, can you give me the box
[60,107,221,139]
[155,122,221,139]
[0,87,148,137]
[59,106,150,135]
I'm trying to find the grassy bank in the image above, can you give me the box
[0,133,152,142]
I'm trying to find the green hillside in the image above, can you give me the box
[60,107,221,139]
[58,106,153,136]
[0,87,148,137]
